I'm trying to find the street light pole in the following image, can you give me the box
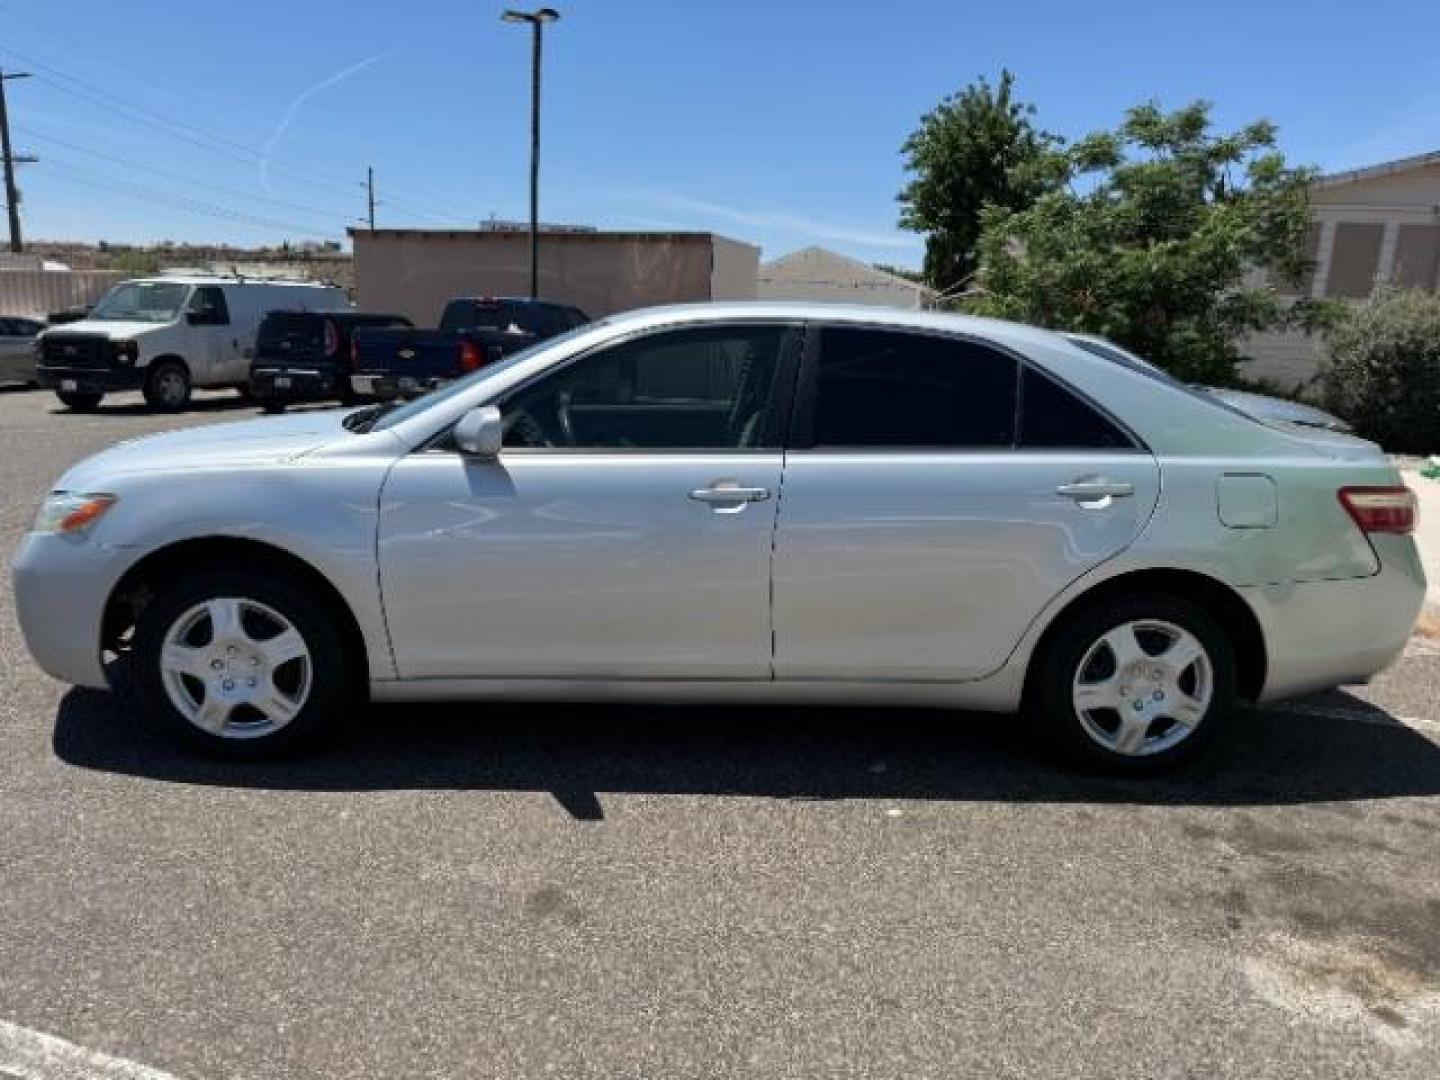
[502,7,559,299]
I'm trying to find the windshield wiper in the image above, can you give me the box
[342,402,397,433]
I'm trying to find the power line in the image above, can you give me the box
[0,42,473,223]
[42,159,342,240]
[18,126,355,224]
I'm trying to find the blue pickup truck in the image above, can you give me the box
[349,296,589,399]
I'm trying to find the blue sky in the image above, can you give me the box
[3,0,1439,268]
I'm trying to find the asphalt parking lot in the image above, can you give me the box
[1,384,1438,1079]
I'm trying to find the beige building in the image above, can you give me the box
[757,246,935,308]
[350,228,758,324]
[1245,150,1440,387]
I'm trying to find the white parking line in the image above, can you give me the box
[0,1019,184,1080]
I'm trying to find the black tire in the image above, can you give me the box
[1027,593,1236,773]
[142,360,191,412]
[261,400,286,414]
[130,568,354,758]
[57,390,103,411]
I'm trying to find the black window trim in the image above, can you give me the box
[421,318,806,456]
[786,320,1148,455]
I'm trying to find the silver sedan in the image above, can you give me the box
[0,315,44,385]
[11,304,1426,770]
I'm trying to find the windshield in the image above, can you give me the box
[89,281,191,324]
[368,318,610,432]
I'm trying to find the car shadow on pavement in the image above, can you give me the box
[46,395,259,417]
[51,686,1440,818]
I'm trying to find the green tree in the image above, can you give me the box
[1323,289,1440,453]
[898,70,1063,294]
[968,102,1330,384]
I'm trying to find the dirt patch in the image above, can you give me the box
[1416,609,1440,642]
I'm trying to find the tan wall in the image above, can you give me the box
[353,232,758,324]
[0,270,123,319]
[709,236,760,301]
[1312,162,1440,209]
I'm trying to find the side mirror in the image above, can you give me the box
[454,405,504,459]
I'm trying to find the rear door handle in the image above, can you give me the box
[1057,479,1134,501]
[689,483,771,507]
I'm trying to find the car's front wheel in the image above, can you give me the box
[130,570,352,757]
[143,360,191,412]
[1029,594,1235,772]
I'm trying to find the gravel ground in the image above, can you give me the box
[1,385,1438,1079]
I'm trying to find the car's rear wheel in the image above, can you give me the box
[130,569,351,757]
[56,390,102,411]
[143,360,191,412]
[1029,594,1235,772]
[261,400,286,414]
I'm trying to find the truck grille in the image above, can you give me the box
[41,334,110,369]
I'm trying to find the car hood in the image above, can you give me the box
[39,320,169,339]
[54,409,356,490]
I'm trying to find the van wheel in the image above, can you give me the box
[130,569,352,758]
[1028,594,1235,773]
[261,401,286,414]
[143,361,191,411]
[57,390,103,411]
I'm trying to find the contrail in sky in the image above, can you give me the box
[260,50,393,192]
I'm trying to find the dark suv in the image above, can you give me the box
[250,310,412,412]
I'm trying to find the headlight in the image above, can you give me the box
[33,492,117,534]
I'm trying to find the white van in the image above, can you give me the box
[34,275,351,411]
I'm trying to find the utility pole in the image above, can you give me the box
[366,166,376,231]
[501,8,559,299]
[0,69,37,253]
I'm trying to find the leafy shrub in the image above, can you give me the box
[1323,289,1440,453]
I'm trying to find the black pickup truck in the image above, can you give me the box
[349,296,589,399]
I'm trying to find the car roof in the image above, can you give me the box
[129,276,344,288]
[601,301,1073,354]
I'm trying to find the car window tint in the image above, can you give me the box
[502,324,786,450]
[0,319,13,335]
[1019,366,1133,449]
[812,327,1017,448]
[188,286,230,325]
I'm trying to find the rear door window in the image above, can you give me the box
[1018,367,1133,449]
[806,327,1018,448]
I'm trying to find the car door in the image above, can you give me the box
[378,320,801,680]
[182,286,245,383]
[772,324,1160,682]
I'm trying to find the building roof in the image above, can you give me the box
[1314,149,1440,190]
[760,245,934,296]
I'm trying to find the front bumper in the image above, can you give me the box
[11,531,131,689]
[1245,534,1427,702]
[250,366,342,400]
[36,364,144,394]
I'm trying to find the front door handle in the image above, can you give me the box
[1057,478,1135,502]
[689,483,771,508]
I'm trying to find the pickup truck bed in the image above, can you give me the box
[350,297,589,399]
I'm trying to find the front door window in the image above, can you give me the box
[500,325,789,450]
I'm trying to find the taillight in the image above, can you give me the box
[323,318,339,358]
[1338,486,1416,535]
[458,339,483,372]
